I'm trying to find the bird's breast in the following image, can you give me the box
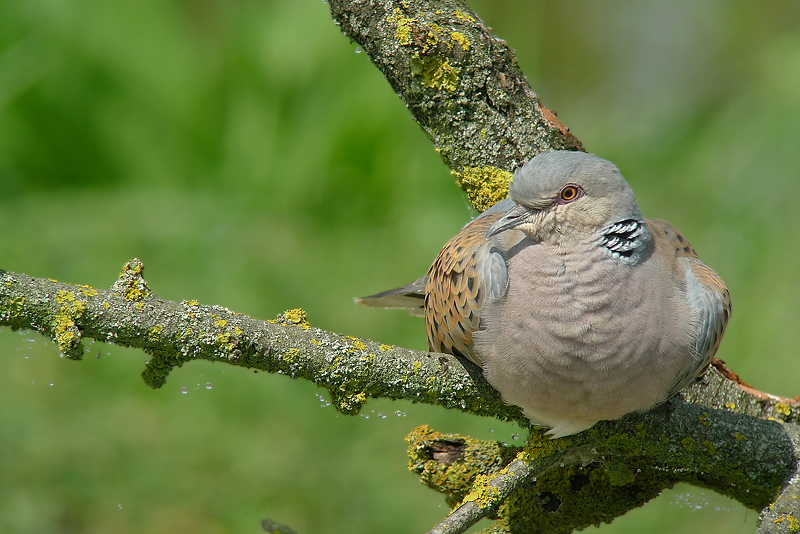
[474,238,693,414]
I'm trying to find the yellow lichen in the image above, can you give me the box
[454,9,475,21]
[411,56,460,92]
[452,166,513,211]
[450,31,470,51]
[725,402,736,410]
[413,361,423,374]
[461,473,500,509]
[214,332,236,352]
[51,290,88,354]
[103,301,111,310]
[124,286,149,301]
[333,389,367,414]
[774,514,800,533]
[185,300,199,306]
[283,348,300,363]
[387,8,416,45]
[77,285,99,297]
[379,344,392,352]
[776,403,792,416]
[281,308,311,329]
[214,318,228,328]
[55,290,75,304]
[311,338,322,346]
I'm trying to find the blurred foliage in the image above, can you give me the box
[0,0,798,532]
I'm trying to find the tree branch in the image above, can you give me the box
[328,0,582,211]
[0,260,525,422]
[410,388,800,534]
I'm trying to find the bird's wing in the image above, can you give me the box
[426,201,519,365]
[646,219,732,395]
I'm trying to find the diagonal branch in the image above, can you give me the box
[411,395,800,534]
[328,0,582,211]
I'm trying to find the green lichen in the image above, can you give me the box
[149,325,164,341]
[329,388,367,415]
[2,295,25,316]
[407,425,520,509]
[452,166,513,211]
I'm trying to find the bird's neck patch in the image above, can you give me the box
[601,219,647,261]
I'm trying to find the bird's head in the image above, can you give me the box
[486,151,644,245]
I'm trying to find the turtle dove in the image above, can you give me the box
[358,151,731,437]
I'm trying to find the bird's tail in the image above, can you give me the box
[355,276,427,317]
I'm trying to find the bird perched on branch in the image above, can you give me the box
[358,151,731,437]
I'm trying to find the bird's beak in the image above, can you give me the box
[485,204,539,239]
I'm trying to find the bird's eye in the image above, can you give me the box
[559,185,582,204]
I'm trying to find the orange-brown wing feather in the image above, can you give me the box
[425,210,506,365]
[647,219,732,393]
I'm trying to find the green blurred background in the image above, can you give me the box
[0,0,798,532]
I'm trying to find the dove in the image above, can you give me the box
[359,151,730,437]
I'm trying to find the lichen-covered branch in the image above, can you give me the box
[1,259,799,533]
[409,398,800,534]
[0,259,524,423]
[328,0,583,211]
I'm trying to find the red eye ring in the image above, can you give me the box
[559,184,582,204]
